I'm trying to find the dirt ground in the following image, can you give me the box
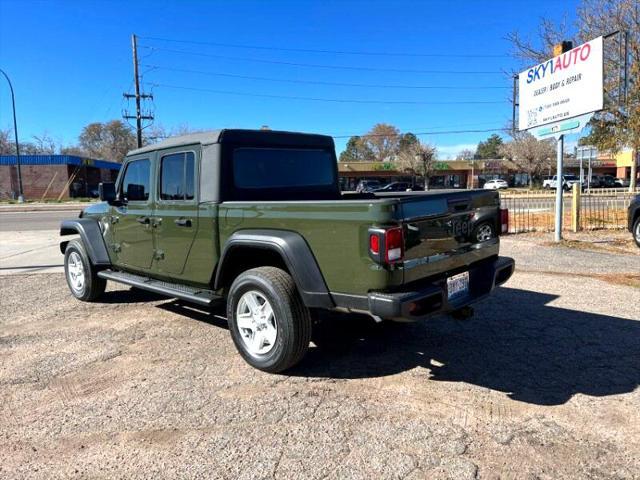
[1,263,639,479]
[515,229,639,256]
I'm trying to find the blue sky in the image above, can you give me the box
[0,0,581,158]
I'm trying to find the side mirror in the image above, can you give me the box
[99,182,116,203]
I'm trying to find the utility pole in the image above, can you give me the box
[123,34,153,148]
[0,68,24,202]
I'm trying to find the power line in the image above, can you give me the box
[140,46,504,75]
[327,121,506,137]
[149,82,506,105]
[141,64,510,90]
[332,127,504,139]
[139,35,510,58]
[144,127,504,142]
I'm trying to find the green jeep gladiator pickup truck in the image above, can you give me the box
[60,129,514,372]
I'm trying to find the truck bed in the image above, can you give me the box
[217,189,501,296]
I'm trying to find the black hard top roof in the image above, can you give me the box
[129,129,334,155]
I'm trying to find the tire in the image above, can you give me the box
[472,221,495,243]
[64,239,107,302]
[633,216,640,248]
[227,267,311,373]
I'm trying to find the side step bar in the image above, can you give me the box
[97,269,222,306]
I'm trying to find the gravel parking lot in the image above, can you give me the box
[1,259,639,479]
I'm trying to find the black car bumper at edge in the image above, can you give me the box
[366,256,515,321]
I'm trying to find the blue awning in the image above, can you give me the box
[0,155,121,170]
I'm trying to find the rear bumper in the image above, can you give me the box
[332,256,514,321]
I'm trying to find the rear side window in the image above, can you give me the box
[233,148,335,189]
[160,152,195,201]
[121,159,150,202]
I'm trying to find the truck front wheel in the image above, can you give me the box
[64,239,107,302]
[227,267,311,373]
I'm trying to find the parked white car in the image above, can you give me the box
[483,179,509,190]
[543,175,581,191]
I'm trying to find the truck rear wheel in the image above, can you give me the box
[64,239,106,302]
[227,267,311,373]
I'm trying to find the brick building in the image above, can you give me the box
[0,155,121,200]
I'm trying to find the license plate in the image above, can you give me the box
[447,271,469,301]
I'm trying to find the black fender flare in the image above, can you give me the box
[214,229,333,309]
[60,218,111,266]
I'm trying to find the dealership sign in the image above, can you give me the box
[518,36,603,131]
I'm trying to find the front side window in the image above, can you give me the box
[121,159,150,202]
[160,152,195,201]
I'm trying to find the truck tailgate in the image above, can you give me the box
[394,190,501,284]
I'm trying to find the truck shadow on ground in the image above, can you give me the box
[293,286,640,406]
[98,287,169,304]
[152,286,639,407]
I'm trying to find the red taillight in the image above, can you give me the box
[369,233,380,255]
[500,208,509,234]
[385,227,404,263]
[368,226,405,264]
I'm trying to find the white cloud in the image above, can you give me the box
[435,143,478,160]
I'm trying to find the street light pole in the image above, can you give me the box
[0,68,24,202]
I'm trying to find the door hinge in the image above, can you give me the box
[153,250,165,260]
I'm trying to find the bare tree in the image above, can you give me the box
[500,132,556,187]
[0,128,13,154]
[396,141,438,190]
[77,120,137,162]
[362,123,401,162]
[144,123,204,144]
[507,0,639,190]
[32,132,58,154]
[456,148,476,161]
[339,136,373,162]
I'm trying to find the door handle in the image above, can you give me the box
[174,218,192,227]
[136,216,150,225]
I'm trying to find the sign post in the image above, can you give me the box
[516,36,604,241]
[554,135,564,242]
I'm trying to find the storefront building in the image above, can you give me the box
[0,155,121,200]
[338,160,474,191]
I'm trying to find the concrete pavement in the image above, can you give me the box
[0,230,65,275]
[0,210,80,275]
